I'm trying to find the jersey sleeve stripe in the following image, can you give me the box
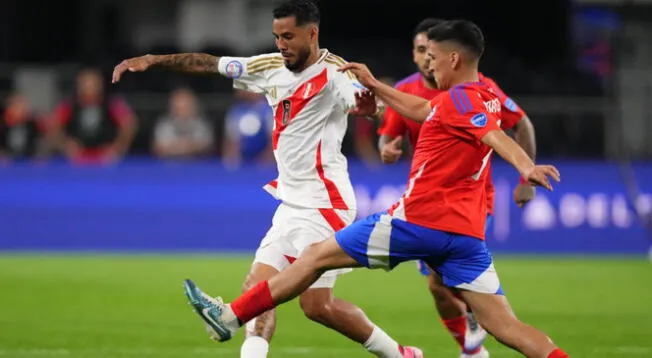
[458,88,473,113]
[324,58,355,80]
[248,59,284,74]
[247,55,282,68]
[450,88,469,114]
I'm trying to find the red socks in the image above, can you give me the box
[442,316,482,354]
[230,281,276,324]
[547,348,569,358]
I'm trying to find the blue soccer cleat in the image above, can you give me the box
[183,279,233,342]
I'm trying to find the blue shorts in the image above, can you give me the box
[335,213,503,294]
[417,215,493,276]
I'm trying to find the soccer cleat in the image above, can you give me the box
[463,312,488,353]
[460,346,489,358]
[183,279,233,342]
[403,346,424,358]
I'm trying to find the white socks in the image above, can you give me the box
[240,336,270,358]
[222,304,242,334]
[363,325,403,358]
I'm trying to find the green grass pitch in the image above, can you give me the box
[0,255,651,357]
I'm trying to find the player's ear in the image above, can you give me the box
[450,51,460,69]
[308,25,319,42]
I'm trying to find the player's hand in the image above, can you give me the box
[380,136,403,164]
[523,165,560,191]
[349,90,377,117]
[112,55,155,83]
[338,62,378,89]
[513,183,536,208]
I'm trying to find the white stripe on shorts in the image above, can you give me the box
[455,263,501,294]
[366,214,393,270]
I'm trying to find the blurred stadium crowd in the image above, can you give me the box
[0,0,650,166]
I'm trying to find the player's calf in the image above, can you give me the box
[461,291,568,358]
[299,288,374,343]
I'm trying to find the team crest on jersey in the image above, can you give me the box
[281,100,292,125]
[425,105,438,122]
[504,97,517,112]
[225,60,243,79]
[470,113,488,127]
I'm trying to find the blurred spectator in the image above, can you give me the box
[0,93,51,162]
[222,89,274,167]
[152,87,214,159]
[51,68,137,164]
[351,76,396,167]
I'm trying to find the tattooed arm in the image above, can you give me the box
[112,53,220,83]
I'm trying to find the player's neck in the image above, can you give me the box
[297,46,322,72]
[451,69,480,87]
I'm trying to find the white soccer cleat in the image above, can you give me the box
[460,346,489,358]
[462,312,489,356]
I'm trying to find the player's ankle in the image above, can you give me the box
[363,325,403,358]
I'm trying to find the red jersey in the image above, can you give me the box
[388,82,501,240]
[377,73,441,146]
[380,72,526,215]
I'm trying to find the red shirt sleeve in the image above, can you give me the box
[377,105,407,138]
[439,88,501,141]
[482,76,525,131]
[108,97,135,128]
[53,101,73,125]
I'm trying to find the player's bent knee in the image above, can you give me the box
[298,289,335,324]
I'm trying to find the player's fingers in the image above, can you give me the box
[338,63,358,72]
[538,175,553,191]
[112,65,124,83]
[542,166,561,182]
[391,135,403,147]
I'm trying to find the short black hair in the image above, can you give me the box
[273,0,320,26]
[413,18,444,39]
[427,20,485,58]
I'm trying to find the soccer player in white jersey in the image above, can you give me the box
[112,1,422,357]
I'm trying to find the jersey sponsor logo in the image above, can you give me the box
[281,100,292,125]
[470,112,488,127]
[225,60,243,79]
[483,98,500,113]
[504,97,518,112]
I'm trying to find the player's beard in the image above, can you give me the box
[284,46,312,72]
[421,70,438,89]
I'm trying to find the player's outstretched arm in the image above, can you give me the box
[513,115,536,160]
[338,63,432,122]
[481,130,560,191]
[112,53,220,83]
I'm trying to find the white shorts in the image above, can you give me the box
[253,203,356,289]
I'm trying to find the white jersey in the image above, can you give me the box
[218,49,362,210]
